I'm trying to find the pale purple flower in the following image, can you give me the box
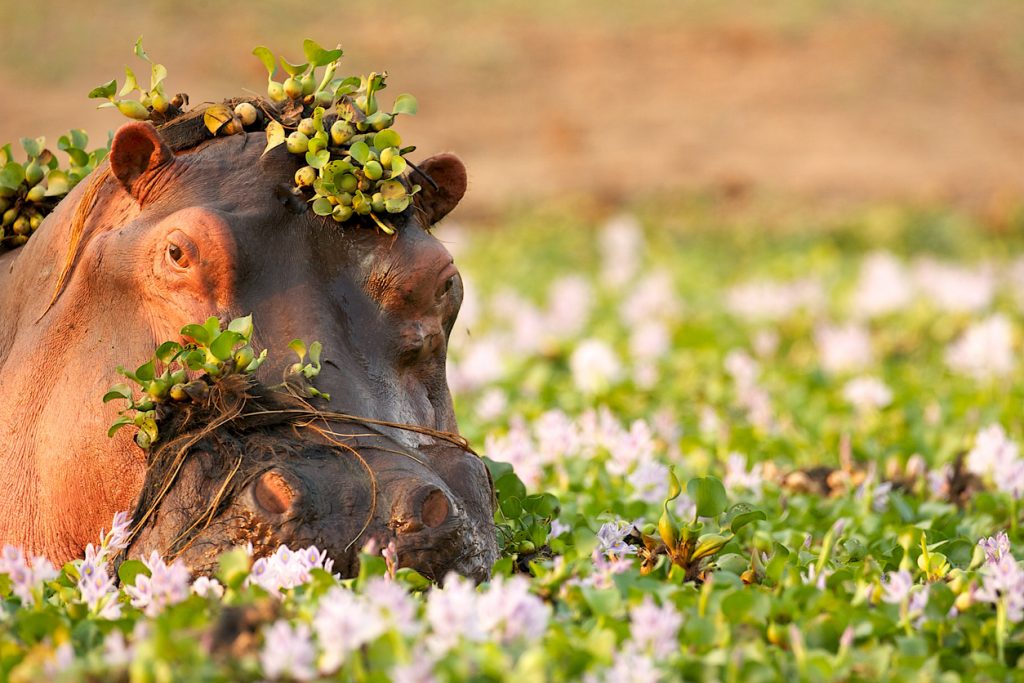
[425,573,482,654]
[607,419,657,477]
[546,275,593,339]
[966,425,1024,499]
[124,551,191,617]
[382,540,398,580]
[315,587,385,672]
[586,646,662,683]
[0,546,57,606]
[535,410,582,464]
[753,329,779,357]
[621,270,681,326]
[549,519,571,539]
[596,520,637,557]
[78,561,118,614]
[726,277,824,322]
[973,553,1024,623]
[979,531,1012,564]
[484,418,543,489]
[851,251,913,318]
[629,320,671,363]
[477,575,550,644]
[102,511,133,553]
[628,460,670,504]
[44,641,74,676]
[247,544,334,594]
[724,452,763,495]
[364,577,419,636]
[600,214,644,287]
[102,630,133,668]
[724,349,759,388]
[260,620,316,681]
[583,549,635,589]
[570,339,622,395]
[881,570,914,605]
[927,464,952,500]
[192,576,224,599]
[815,323,874,375]
[908,584,930,626]
[391,657,439,683]
[447,337,507,393]
[913,259,995,313]
[872,481,894,513]
[474,388,508,422]
[945,314,1015,380]
[629,596,682,658]
[843,376,893,412]
[801,563,830,590]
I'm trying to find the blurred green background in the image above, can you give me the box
[1,0,1022,219]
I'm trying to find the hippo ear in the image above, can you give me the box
[109,121,175,200]
[413,153,467,225]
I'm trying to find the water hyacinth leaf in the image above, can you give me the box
[309,341,323,366]
[312,197,334,216]
[120,67,139,97]
[217,547,251,589]
[134,360,156,383]
[279,56,309,77]
[88,79,117,99]
[688,476,728,519]
[389,156,408,178]
[501,496,523,519]
[133,36,150,62]
[394,567,431,591]
[303,39,342,67]
[204,104,233,135]
[494,472,528,503]
[180,323,212,347]
[288,339,307,362]
[0,163,25,190]
[306,149,330,169]
[349,141,370,165]
[252,46,276,77]
[65,147,89,168]
[227,314,254,339]
[392,93,418,115]
[373,129,401,150]
[209,331,243,361]
[117,559,149,586]
[70,129,88,150]
[20,137,42,159]
[730,509,768,534]
[150,63,168,90]
[102,384,133,403]
[263,122,286,156]
[106,416,133,437]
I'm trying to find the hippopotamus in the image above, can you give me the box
[0,109,498,578]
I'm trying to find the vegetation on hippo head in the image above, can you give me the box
[0,132,108,250]
[88,37,423,235]
[104,314,327,450]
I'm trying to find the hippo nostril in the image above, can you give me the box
[253,470,294,515]
[420,488,450,528]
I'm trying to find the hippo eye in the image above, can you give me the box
[438,275,455,299]
[167,242,189,268]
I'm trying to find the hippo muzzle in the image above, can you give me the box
[120,376,498,582]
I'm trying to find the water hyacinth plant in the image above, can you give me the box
[1,204,1023,680]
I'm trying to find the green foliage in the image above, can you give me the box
[88,36,177,120]
[0,132,107,250]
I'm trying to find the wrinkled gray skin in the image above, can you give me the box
[124,379,497,581]
[0,119,497,577]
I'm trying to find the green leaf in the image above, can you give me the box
[373,129,401,150]
[216,548,251,590]
[0,163,24,191]
[252,46,276,77]
[180,324,212,347]
[388,155,407,177]
[279,56,309,77]
[394,567,431,591]
[119,67,139,97]
[210,331,243,361]
[288,339,307,362]
[392,94,418,116]
[349,141,370,164]
[154,341,183,363]
[88,79,118,99]
[20,137,42,159]
[730,509,768,534]
[133,36,151,63]
[309,341,323,366]
[204,104,233,135]
[102,384,133,403]
[305,149,330,169]
[118,559,149,586]
[312,197,334,216]
[134,360,156,382]
[150,63,168,91]
[65,147,89,168]
[228,314,254,339]
[70,129,88,150]
[107,416,133,438]
[263,120,285,156]
[303,39,343,67]
[687,476,729,519]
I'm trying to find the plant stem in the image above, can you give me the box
[996,599,1007,664]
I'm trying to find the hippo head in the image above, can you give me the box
[121,376,498,581]
[0,109,495,570]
